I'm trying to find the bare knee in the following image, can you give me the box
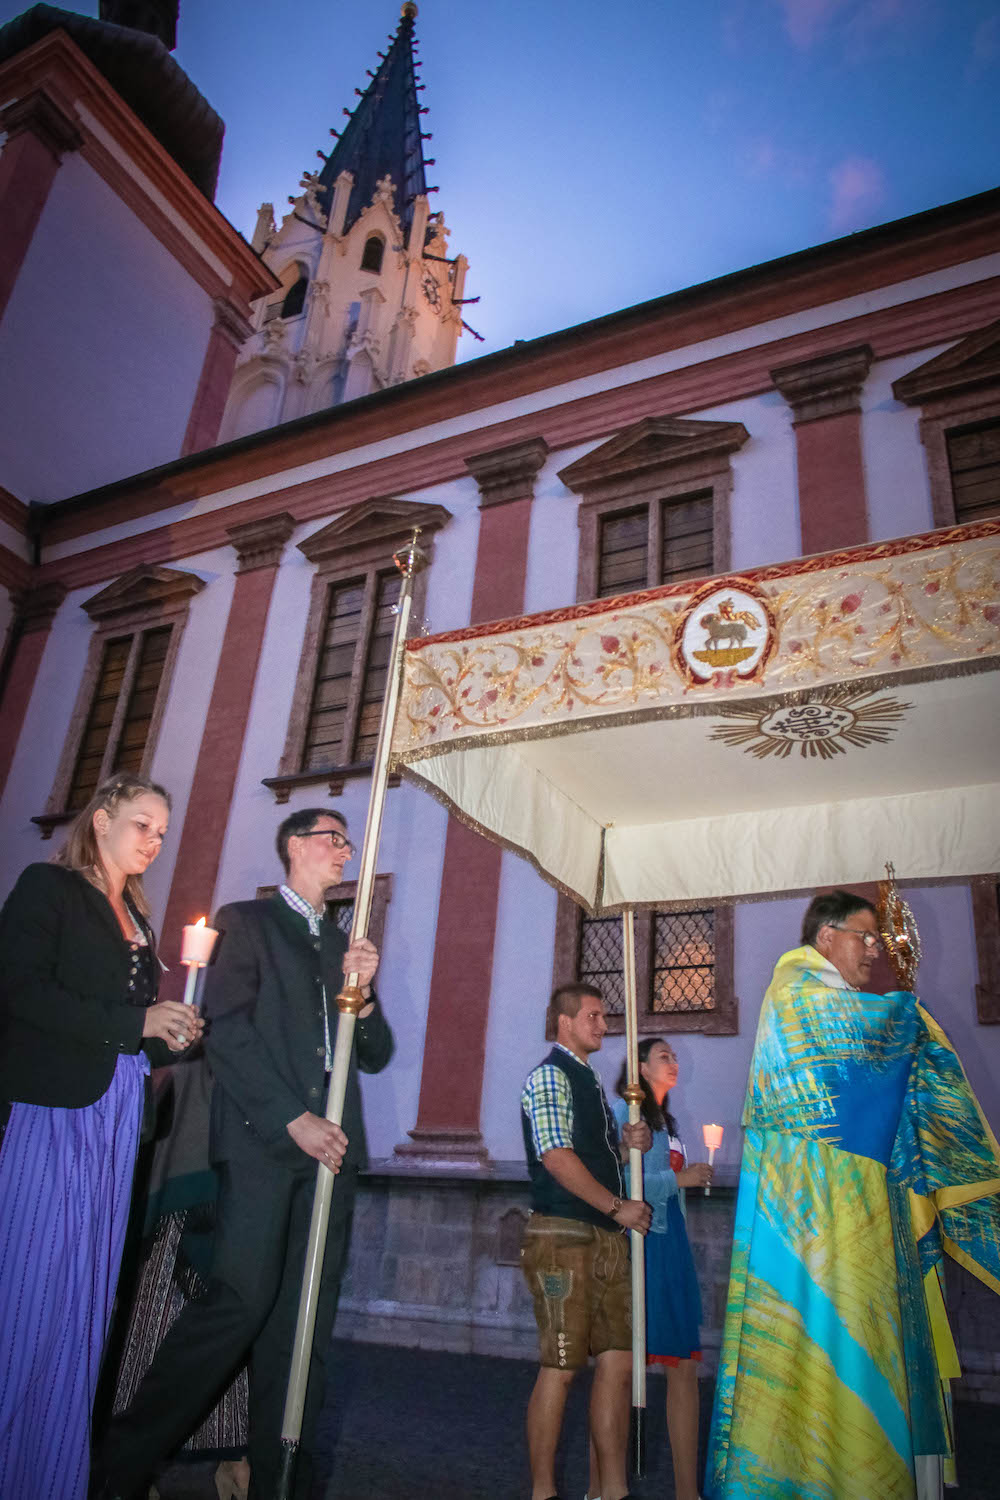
[593,1349,632,1391]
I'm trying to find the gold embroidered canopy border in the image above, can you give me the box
[391,520,1000,912]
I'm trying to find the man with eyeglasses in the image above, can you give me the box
[98,808,393,1500]
[707,889,1000,1500]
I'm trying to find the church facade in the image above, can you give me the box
[1,3,998,1379]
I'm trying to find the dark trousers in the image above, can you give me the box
[102,1149,356,1500]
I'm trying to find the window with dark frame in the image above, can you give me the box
[578,908,718,1019]
[970,874,1000,1025]
[597,491,714,597]
[269,497,450,801]
[946,420,1000,523]
[554,894,736,1035]
[66,624,172,810]
[301,568,402,772]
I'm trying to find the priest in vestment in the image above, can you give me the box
[707,890,1000,1500]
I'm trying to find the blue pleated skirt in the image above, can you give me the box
[0,1053,147,1500]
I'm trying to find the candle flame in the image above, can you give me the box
[194,916,206,928]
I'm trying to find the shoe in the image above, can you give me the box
[215,1459,251,1500]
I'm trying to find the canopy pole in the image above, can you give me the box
[621,907,646,1478]
[276,531,427,1500]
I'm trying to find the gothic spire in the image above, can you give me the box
[317,2,430,236]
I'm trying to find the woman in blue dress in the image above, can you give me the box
[613,1039,712,1500]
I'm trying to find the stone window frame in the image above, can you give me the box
[970,874,1000,1025]
[551,895,737,1036]
[892,320,1000,528]
[34,566,205,837]
[557,416,749,601]
[265,496,450,803]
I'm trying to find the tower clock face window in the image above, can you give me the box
[421,270,441,309]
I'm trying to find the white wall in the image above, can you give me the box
[524,454,579,613]
[0,583,95,884]
[0,153,212,502]
[862,351,940,543]
[479,852,560,1161]
[142,549,236,927]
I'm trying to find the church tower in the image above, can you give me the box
[220,2,469,442]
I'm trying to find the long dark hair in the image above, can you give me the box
[616,1037,678,1137]
[52,772,170,919]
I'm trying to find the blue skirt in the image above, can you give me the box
[644,1195,702,1362]
[0,1054,147,1500]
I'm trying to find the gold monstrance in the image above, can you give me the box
[877,861,922,991]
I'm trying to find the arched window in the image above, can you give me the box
[360,235,384,274]
[281,273,308,319]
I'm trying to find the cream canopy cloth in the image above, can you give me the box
[391,520,1000,911]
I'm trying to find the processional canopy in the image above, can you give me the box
[391,521,1000,912]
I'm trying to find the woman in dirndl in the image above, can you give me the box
[0,773,202,1500]
[613,1039,713,1500]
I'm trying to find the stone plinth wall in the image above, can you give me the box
[334,1165,1000,1404]
[333,1165,738,1366]
[946,1257,1000,1404]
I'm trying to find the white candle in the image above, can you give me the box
[181,964,200,1009]
[702,1122,723,1196]
[180,916,218,967]
[179,917,218,1005]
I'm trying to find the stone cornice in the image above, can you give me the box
[465,437,550,509]
[15,579,67,633]
[213,297,254,350]
[0,88,83,159]
[298,496,451,565]
[558,416,749,495]
[227,512,296,573]
[770,344,874,423]
[892,319,1000,406]
[83,565,205,620]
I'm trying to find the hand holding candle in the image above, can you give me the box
[702,1122,723,1195]
[180,916,218,1008]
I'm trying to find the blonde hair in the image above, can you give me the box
[53,772,171,919]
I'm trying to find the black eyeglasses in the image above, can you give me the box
[296,829,355,857]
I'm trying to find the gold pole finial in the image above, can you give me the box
[392,528,428,579]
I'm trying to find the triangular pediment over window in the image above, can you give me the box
[558,416,750,491]
[298,495,451,564]
[82,566,206,621]
[893,320,1000,405]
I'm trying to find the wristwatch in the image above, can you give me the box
[608,1196,624,1219]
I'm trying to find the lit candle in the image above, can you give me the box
[179,917,218,1007]
[702,1123,723,1196]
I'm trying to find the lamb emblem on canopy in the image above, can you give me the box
[676,581,775,686]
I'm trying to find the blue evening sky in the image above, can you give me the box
[11,0,1000,358]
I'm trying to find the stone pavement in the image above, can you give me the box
[149,1339,1000,1500]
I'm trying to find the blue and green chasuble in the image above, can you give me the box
[707,945,1000,1500]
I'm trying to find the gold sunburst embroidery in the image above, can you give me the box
[709,686,912,760]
